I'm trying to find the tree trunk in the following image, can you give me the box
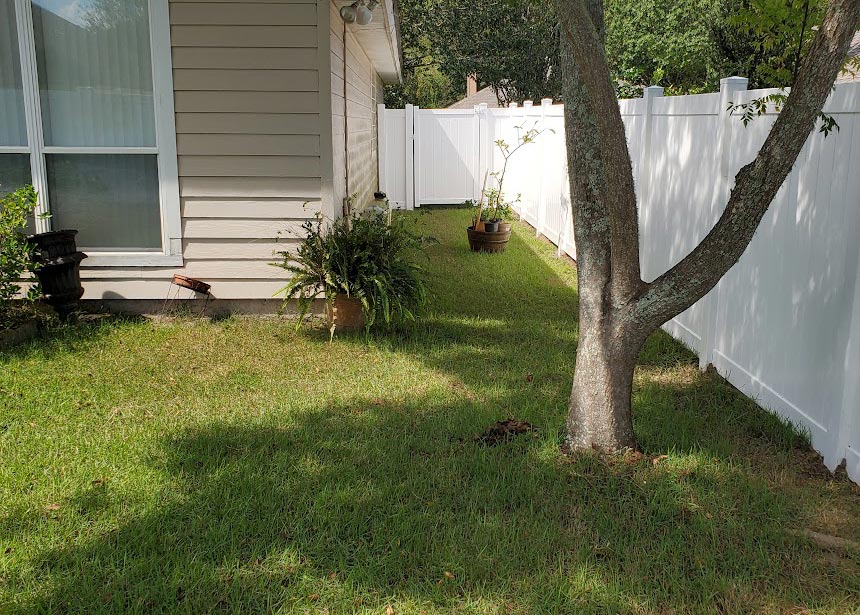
[553,0,860,456]
[566,310,642,453]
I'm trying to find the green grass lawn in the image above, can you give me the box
[1,208,859,615]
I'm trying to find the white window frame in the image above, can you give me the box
[2,0,181,267]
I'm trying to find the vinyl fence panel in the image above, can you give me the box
[378,81,860,482]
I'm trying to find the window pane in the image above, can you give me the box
[46,154,161,250]
[31,0,156,147]
[0,0,27,146]
[0,153,31,196]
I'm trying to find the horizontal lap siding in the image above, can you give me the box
[83,0,325,301]
[330,0,380,213]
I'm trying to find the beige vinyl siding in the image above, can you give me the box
[330,0,381,213]
[81,0,327,301]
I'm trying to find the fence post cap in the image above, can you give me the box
[720,76,749,89]
[643,85,664,98]
[523,100,534,108]
[509,102,518,108]
[540,98,553,107]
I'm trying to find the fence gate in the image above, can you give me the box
[378,104,483,209]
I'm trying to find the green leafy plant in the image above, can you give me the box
[275,212,430,336]
[720,0,855,137]
[478,123,549,225]
[0,185,39,328]
[727,91,840,136]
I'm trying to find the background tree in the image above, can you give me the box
[713,0,827,88]
[430,0,562,105]
[384,0,458,108]
[604,0,727,96]
[390,0,849,107]
[386,0,562,107]
[551,0,860,453]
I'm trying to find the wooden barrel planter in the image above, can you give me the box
[467,226,512,253]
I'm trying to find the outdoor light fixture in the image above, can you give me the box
[339,1,358,23]
[356,0,378,24]
[340,0,378,25]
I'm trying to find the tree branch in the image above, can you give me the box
[634,0,860,330]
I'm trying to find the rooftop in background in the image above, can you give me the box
[447,75,501,109]
[447,86,502,109]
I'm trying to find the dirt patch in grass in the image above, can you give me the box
[476,419,535,446]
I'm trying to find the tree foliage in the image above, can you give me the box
[605,0,726,96]
[384,0,458,108]
[391,0,850,107]
[604,0,833,96]
[387,0,562,107]
[430,0,562,105]
[713,0,826,88]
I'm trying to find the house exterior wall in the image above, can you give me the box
[330,0,383,214]
[80,0,335,301]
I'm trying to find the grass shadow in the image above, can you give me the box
[19,397,859,614]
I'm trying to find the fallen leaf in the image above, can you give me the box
[651,455,669,466]
[443,571,455,580]
[45,503,60,512]
[309,593,319,602]
[386,606,395,615]
[91,478,105,487]
[525,373,534,383]
[328,571,337,580]
[624,451,644,464]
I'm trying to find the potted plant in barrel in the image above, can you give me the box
[275,210,429,338]
[467,124,548,253]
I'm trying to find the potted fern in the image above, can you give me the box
[275,211,429,336]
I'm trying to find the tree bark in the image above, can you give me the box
[566,317,641,453]
[553,0,860,454]
[554,0,646,453]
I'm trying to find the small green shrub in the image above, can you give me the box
[0,185,39,327]
[275,212,429,334]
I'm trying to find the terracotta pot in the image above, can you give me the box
[326,295,365,331]
[466,226,512,253]
[498,222,512,233]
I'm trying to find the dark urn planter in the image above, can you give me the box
[28,230,87,321]
[467,226,512,253]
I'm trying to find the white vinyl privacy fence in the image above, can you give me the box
[378,79,860,483]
